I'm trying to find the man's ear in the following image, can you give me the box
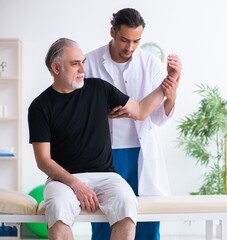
[51,62,60,75]
[110,27,116,38]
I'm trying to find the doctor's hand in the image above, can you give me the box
[108,105,131,118]
[71,178,99,213]
[162,75,180,102]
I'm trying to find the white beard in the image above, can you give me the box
[71,79,84,89]
[71,74,85,89]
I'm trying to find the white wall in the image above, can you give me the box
[1,0,227,236]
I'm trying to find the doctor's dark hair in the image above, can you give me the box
[45,38,79,75]
[110,8,146,31]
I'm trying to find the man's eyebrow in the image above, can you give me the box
[121,36,141,42]
[70,58,86,64]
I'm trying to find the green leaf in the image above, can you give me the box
[176,83,227,195]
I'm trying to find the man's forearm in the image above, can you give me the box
[138,84,164,120]
[125,84,165,121]
[112,83,165,121]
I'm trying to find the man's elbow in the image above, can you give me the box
[137,115,147,121]
[36,160,46,172]
[133,111,147,121]
[127,101,149,121]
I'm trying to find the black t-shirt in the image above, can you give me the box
[28,78,129,174]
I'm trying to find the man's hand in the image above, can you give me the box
[72,178,99,213]
[167,54,182,80]
[108,105,131,118]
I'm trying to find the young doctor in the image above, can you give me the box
[85,8,182,240]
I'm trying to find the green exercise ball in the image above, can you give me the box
[26,184,48,238]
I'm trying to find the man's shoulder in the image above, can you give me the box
[84,77,111,86]
[84,78,115,93]
[29,86,52,107]
[83,78,116,101]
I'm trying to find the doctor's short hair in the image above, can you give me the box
[45,38,79,75]
[110,8,146,32]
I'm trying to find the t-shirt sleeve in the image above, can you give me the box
[28,100,51,143]
[104,81,129,109]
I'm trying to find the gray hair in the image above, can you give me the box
[45,38,79,75]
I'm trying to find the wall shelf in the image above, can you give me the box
[0,38,21,191]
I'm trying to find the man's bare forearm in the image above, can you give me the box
[124,83,165,121]
[137,85,164,120]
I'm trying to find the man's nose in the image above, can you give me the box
[79,63,85,73]
[126,42,134,52]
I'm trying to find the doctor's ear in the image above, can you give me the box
[110,27,116,38]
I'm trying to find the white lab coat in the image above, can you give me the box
[85,44,172,196]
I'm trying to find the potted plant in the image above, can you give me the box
[176,83,227,195]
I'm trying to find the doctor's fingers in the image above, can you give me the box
[165,75,178,84]
[163,78,178,89]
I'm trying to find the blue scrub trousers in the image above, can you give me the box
[91,148,160,240]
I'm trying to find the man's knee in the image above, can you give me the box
[112,217,135,229]
[48,220,73,240]
[111,217,136,239]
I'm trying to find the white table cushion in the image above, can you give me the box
[138,195,227,214]
[37,195,227,216]
[0,188,38,215]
